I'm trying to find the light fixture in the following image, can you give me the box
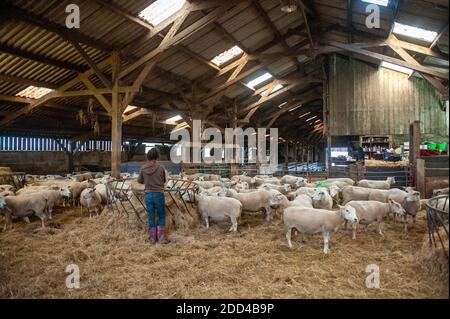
[361,0,389,6]
[393,22,438,43]
[280,0,298,13]
[381,61,413,76]
[139,0,186,27]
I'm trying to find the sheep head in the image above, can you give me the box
[388,198,406,217]
[338,205,358,224]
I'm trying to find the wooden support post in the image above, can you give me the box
[230,101,238,177]
[111,52,122,179]
[284,140,289,174]
[409,120,421,187]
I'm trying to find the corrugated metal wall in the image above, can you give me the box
[328,54,448,138]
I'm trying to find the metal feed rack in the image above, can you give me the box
[0,172,26,190]
[425,195,449,257]
[105,178,199,224]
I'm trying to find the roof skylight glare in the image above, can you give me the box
[261,84,284,96]
[361,0,389,6]
[393,22,438,43]
[381,61,414,76]
[246,72,273,89]
[166,115,183,123]
[15,86,54,99]
[139,0,186,26]
[211,46,244,66]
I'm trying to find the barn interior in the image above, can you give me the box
[0,0,448,299]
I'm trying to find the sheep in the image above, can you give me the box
[312,190,333,210]
[345,199,406,239]
[323,178,355,186]
[280,175,306,187]
[251,177,280,187]
[0,185,15,193]
[433,187,449,197]
[259,183,291,194]
[193,181,215,190]
[94,184,108,205]
[357,177,395,190]
[226,188,275,221]
[196,193,242,232]
[80,188,103,218]
[402,191,421,231]
[199,186,224,197]
[294,187,320,197]
[40,187,71,219]
[269,193,313,213]
[283,205,359,254]
[0,194,48,231]
[68,180,96,206]
[341,186,371,204]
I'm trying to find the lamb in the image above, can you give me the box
[80,188,103,218]
[283,205,359,254]
[345,200,406,239]
[226,188,275,221]
[357,177,395,190]
[196,193,242,232]
[259,183,291,194]
[401,191,421,230]
[0,194,48,231]
[341,186,372,204]
[312,190,333,210]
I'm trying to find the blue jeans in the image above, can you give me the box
[144,192,166,228]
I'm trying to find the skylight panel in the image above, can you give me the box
[261,84,283,96]
[361,0,389,6]
[124,105,138,114]
[166,115,183,123]
[246,73,273,89]
[139,0,186,26]
[393,22,438,43]
[15,86,54,99]
[211,46,244,66]
[381,61,413,76]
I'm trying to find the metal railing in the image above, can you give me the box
[105,178,199,224]
[425,195,449,257]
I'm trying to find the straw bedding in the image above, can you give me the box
[0,206,448,298]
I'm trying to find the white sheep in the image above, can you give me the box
[80,188,103,218]
[312,190,333,210]
[323,178,355,186]
[259,183,291,194]
[357,177,395,190]
[283,205,359,254]
[40,187,71,219]
[0,194,48,230]
[345,199,406,239]
[433,187,449,197]
[341,186,372,204]
[196,193,242,232]
[280,175,306,188]
[226,188,275,221]
[0,185,15,193]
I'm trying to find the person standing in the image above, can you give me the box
[137,148,169,244]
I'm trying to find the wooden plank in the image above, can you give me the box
[111,51,122,179]
[328,41,449,80]
[0,73,57,89]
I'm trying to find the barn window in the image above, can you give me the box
[15,86,54,99]
[381,61,413,76]
[361,0,389,6]
[211,46,244,66]
[393,22,438,43]
[139,0,186,27]
[246,72,273,89]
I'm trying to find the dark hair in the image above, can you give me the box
[147,148,160,161]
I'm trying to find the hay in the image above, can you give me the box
[416,228,449,283]
[0,167,12,174]
[0,208,448,298]
[364,160,408,167]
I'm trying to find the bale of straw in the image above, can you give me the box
[416,228,449,283]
